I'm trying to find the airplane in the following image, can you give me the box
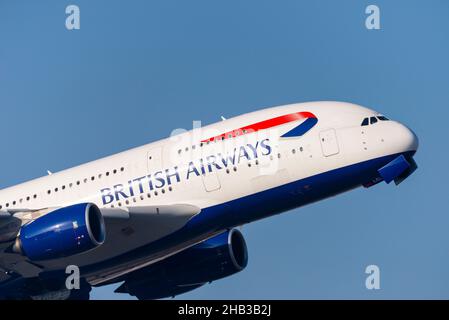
[0,101,418,300]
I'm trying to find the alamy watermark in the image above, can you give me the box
[365,5,381,30]
[168,120,284,176]
[365,264,381,290]
[65,265,80,290]
[65,5,80,30]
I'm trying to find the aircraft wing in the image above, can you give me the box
[99,204,201,246]
[53,203,202,272]
[0,203,201,299]
[0,203,200,242]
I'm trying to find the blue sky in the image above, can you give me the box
[0,0,448,299]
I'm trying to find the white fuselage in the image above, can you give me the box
[0,101,418,283]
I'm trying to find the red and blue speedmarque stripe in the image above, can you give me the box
[201,111,318,142]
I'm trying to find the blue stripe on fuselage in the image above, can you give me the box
[281,117,318,138]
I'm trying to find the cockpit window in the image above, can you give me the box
[362,115,389,126]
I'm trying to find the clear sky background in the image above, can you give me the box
[0,0,448,299]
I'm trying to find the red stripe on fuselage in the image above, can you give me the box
[201,111,316,143]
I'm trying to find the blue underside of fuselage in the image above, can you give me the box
[83,151,415,280]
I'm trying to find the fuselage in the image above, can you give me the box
[0,101,418,284]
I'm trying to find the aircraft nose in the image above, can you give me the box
[395,122,419,152]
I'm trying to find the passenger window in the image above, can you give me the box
[370,117,378,125]
[361,118,369,126]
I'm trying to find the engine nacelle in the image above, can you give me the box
[14,203,105,261]
[115,229,248,300]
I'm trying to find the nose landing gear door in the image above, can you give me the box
[319,129,340,157]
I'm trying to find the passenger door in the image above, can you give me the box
[202,172,221,192]
[319,129,340,157]
[147,147,163,173]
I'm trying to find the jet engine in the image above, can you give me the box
[13,203,105,261]
[115,228,248,300]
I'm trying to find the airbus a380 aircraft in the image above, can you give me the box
[0,101,418,300]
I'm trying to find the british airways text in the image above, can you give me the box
[100,139,272,205]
